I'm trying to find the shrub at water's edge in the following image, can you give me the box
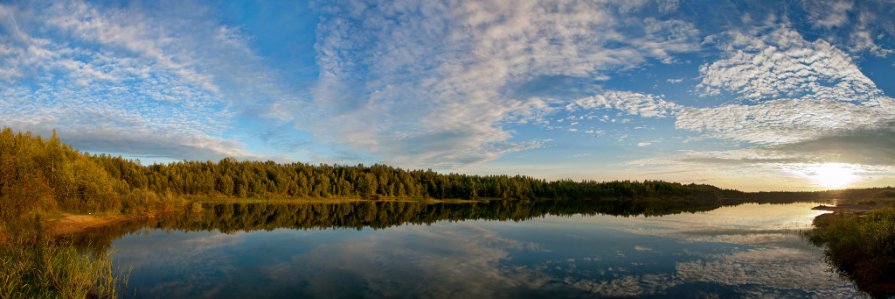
[809,208,895,298]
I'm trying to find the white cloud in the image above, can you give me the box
[697,27,879,102]
[793,0,895,57]
[258,224,557,298]
[553,26,895,150]
[666,78,683,84]
[310,0,700,167]
[675,247,852,295]
[804,0,854,28]
[0,0,297,161]
[671,127,895,166]
[633,245,653,251]
[847,8,895,56]
[567,91,679,119]
[41,1,219,93]
[676,97,895,144]
[566,273,676,297]
[678,27,895,145]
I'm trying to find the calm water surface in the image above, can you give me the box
[94,202,863,298]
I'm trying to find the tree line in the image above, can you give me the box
[93,155,731,201]
[0,127,741,221]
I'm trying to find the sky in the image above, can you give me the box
[1,0,895,191]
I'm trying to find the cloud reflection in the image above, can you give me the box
[110,203,863,298]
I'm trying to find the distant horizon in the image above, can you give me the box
[2,1,894,191]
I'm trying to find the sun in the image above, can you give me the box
[807,163,858,189]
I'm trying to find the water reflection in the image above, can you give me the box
[79,201,864,298]
[68,199,724,253]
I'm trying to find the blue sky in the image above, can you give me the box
[2,0,895,191]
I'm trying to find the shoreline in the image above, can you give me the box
[812,203,883,213]
[45,213,145,238]
[40,197,492,239]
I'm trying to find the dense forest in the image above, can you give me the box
[0,127,742,223]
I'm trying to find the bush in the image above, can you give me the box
[809,209,895,298]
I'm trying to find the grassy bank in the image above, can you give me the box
[809,208,895,298]
[0,218,123,298]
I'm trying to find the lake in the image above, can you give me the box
[73,201,864,298]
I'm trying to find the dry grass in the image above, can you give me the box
[44,213,134,237]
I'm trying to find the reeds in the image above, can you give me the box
[0,218,124,298]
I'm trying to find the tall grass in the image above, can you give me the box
[809,208,895,298]
[0,218,123,298]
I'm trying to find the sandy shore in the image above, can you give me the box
[44,213,141,237]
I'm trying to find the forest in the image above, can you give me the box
[0,127,743,224]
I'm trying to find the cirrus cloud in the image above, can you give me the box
[0,0,299,161]
[308,0,699,167]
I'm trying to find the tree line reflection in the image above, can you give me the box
[67,198,725,252]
